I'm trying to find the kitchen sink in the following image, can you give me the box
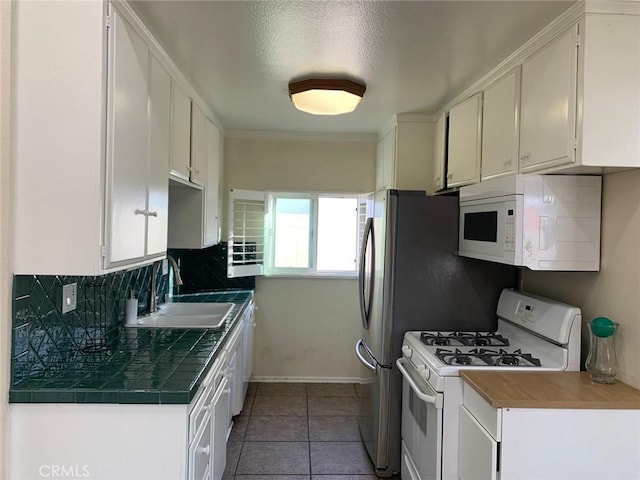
[156,302,234,317]
[128,302,235,329]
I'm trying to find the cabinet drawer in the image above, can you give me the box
[462,382,502,441]
[189,385,214,444]
[188,411,212,480]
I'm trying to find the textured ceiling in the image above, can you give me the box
[130,1,575,134]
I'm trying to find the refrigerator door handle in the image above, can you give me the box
[358,217,375,330]
[355,339,377,372]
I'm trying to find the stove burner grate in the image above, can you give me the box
[435,347,542,367]
[420,331,510,347]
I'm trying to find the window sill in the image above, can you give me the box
[263,273,358,280]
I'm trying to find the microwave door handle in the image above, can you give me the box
[355,339,377,372]
[396,358,443,409]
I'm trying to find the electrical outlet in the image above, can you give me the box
[62,282,77,314]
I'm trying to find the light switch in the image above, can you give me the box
[62,282,77,314]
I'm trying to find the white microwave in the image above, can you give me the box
[458,175,602,271]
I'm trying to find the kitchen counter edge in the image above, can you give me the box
[460,371,640,409]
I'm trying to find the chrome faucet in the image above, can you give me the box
[149,255,184,313]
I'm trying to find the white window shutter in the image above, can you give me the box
[356,193,370,268]
[227,189,265,278]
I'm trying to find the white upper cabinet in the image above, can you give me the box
[447,93,482,188]
[205,122,222,246]
[13,0,217,274]
[375,115,434,192]
[168,116,222,249]
[147,56,171,257]
[190,104,208,187]
[171,82,192,181]
[519,26,578,173]
[105,8,152,267]
[375,127,396,190]
[432,112,447,192]
[442,4,640,180]
[520,14,640,173]
[481,69,519,180]
[14,1,169,275]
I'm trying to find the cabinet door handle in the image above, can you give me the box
[134,209,147,216]
[503,158,512,166]
[446,172,453,180]
[199,445,210,456]
[147,211,158,217]
[203,404,211,412]
[520,152,530,161]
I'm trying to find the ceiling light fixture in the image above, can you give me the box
[288,78,366,115]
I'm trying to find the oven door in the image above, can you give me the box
[458,195,521,266]
[396,358,443,480]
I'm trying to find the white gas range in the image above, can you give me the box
[397,289,581,480]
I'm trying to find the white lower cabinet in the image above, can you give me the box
[459,382,640,480]
[241,302,256,401]
[225,302,255,418]
[211,376,231,480]
[8,321,251,480]
[226,327,244,418]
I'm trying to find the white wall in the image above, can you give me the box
[0,0,12,474]
[224,134,376,381]
[523,170,640,389]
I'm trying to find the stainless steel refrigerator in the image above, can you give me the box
[354,190,515,477]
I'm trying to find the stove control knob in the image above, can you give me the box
[401,346,412,359]
[417,365,430,380]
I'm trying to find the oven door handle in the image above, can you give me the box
[396,358,443,409]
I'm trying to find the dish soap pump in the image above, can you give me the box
[585,316,619,384]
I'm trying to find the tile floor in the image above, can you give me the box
[224,382,377,480]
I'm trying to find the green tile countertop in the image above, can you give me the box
[9,290,254,405]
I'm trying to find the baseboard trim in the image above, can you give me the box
[251,376,364,384]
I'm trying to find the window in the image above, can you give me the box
[265,192,362,277]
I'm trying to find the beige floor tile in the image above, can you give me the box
[252,395,308,416]
[308,396,359,416]
[310,442,374,475]
[237,442,310,475]
[256,382,307,396]
[246,416,309,441]
[307,383,357,397]
[308,416,360,441]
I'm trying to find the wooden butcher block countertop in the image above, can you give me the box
[460,371,640,409]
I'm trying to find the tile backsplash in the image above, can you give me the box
[11,265,168,385]
[11,241,254,387]
[169,242,255,293]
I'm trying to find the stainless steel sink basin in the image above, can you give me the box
[128,302,235,329]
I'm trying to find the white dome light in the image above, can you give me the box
[289,79,366,116]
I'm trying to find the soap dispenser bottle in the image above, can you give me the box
[125,291,138,326]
